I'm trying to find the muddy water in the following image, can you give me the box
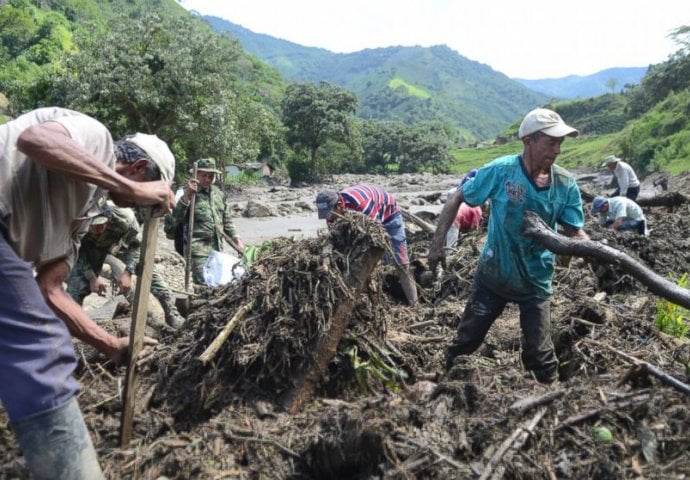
[234,214,325,245]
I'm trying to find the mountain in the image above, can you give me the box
[202,16,550,142]
[514,67,648,99]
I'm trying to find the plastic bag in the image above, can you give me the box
[202,250,245,286]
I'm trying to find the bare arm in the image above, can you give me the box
[35,259,129,363]
[428,189,464,272]
[18,122,173,211]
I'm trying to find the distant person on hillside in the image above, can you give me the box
[590,195,648,236]
[316,184,418,306]
[603,155,640,200]
[429,108,589,384]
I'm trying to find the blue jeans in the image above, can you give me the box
[0,219,79,422]
[383,213,409,265]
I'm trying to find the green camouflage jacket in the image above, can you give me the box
[164,184,239,258]
[79,205,141,279]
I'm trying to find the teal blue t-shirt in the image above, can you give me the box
[462,154,584,300]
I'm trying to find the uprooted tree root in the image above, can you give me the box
[149,212,392,426]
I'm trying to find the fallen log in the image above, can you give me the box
[280,242,385,414]
[636,191,687,210]
[522,211,690,310]
[509,389,565,415]
[401,209,436,234]
[555,392,651,430]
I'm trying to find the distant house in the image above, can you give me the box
[225,161,274,178]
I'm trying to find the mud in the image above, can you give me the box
[1,171,690,480]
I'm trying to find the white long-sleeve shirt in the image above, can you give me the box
[614,161,640,195]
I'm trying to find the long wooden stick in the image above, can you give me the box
[198,302,254,365]
[184,162,198,294]
[120,211,159,448]
[216,225,244,255]
[401,209,436,234]
[586,339,690,397]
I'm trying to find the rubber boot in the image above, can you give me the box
[11,397,104,480]
[398,266,418,306]
[156,290,186,329]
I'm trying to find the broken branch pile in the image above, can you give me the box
[151,212,390,424]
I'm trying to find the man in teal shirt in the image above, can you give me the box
[429,108,589,384]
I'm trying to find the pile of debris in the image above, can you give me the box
[2,195,690,480]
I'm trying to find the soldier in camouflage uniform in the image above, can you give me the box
[67,202,186,329]
[164,158,244,284]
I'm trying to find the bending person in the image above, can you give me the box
[1,107,175,479]
[316,184,418,306]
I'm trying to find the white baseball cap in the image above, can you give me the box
[128,133,175,183]
[518,108,579,139]
[602,155,620,167]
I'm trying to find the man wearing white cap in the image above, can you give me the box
[0,107,175,479]
[429,108,589,384]
[602,155,640,200]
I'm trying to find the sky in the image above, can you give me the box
[178,0,687,80]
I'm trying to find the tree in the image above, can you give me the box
[0,1,75,113]
[397,122,453,174]
[605,77,618,94]
[42,13,280,178]
[280,81,358,182]
[359,120,406,174]
[628,24,690,118]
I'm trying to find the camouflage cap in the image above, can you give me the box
[195,158,221,174]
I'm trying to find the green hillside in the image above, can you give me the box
[0,0,287,176]
[203,16,550,143]
[2,2,689,178]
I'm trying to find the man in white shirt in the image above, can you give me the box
[1,107,175,479]
[591,195,647,235]
[602,155,640,200]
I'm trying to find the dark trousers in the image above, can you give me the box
[446,278,558,383]
[612,185,640,201]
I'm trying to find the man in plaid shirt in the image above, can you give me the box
[316,184,417,305]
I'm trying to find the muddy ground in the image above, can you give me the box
[2,170,690,480]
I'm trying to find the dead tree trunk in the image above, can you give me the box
[401,209,436,234]
[522,211,690,310]
[636,192,687,210]
[280,244,385,414]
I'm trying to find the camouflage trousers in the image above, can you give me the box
[189,238,222,285]
[66,255,184,328]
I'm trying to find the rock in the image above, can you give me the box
[243,199,274,217]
